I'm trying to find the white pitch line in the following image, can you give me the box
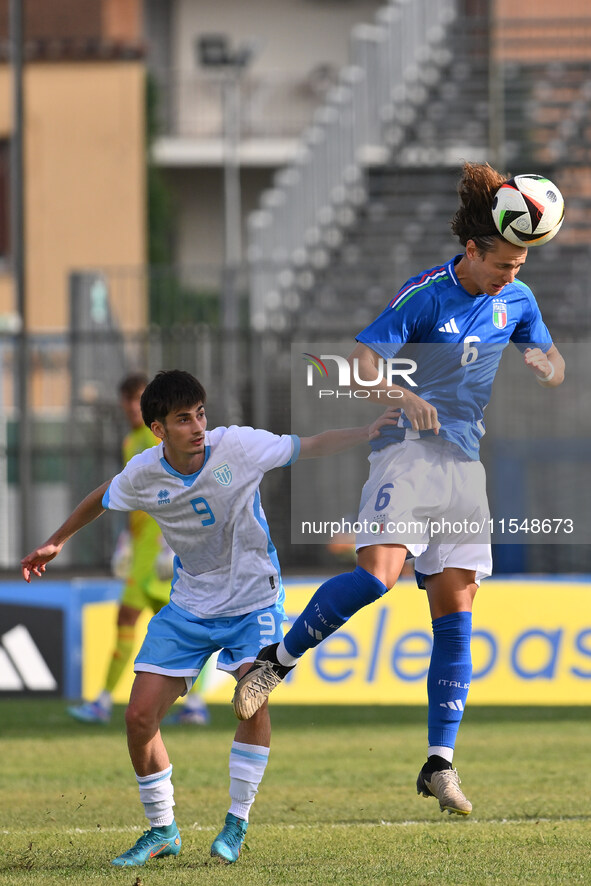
[0,816,587,837]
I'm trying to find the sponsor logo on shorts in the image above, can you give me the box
[371,516,385,535]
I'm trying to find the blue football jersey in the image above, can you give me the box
[356,255,552,458]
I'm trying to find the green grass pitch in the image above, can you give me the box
[0,700,590,885]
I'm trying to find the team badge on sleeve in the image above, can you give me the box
[212,464,233,486]
[492,300,507,329]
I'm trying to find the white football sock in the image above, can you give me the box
[228,741,269,822]
[427,745,454,764]
[275,641,299,667]
[136,764,175,828]
[96,690,113,709]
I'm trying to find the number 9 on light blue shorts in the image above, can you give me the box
[135,598,286,692]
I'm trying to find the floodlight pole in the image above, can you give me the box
[197,36,257,424]
[220,67,243,424]
[222,69,242,275]
[10,0,31,558]
[488,1,505,170]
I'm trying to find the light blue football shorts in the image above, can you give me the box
[134,598,286,693]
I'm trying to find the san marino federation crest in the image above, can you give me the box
[212,463,232,486]
[492,300,507,329]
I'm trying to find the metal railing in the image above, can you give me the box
[246,0,458,335]
[3,321,591,577]
[152,68,339,141]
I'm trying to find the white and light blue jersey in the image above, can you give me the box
[103,426,300,618]
[356,254,552,459]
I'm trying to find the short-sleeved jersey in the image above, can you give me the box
[103,425,300,618]
[356,254,552,459]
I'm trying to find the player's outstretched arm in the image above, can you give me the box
[298,405,400,459]
[524,344,565,387]
[21,480,111,582]
[349,342,440,433]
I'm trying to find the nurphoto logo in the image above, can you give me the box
[303,352,417,399]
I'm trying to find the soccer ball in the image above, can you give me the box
[491,174,565,247]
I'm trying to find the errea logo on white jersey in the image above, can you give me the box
[0,625,57,691]
[438,317,460,333]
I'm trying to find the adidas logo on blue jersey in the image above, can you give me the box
[438,317,460,333]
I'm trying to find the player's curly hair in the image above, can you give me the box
[451,162,510,252]
[141,370,207,427]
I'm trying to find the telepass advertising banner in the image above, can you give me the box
[82,579,591,706]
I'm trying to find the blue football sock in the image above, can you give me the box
[427,611,473,751]
[283,566,388,658]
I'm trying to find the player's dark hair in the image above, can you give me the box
[118,371,148,398]
[451,162,510,253]
[141,370,207,426]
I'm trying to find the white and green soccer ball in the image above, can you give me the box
[492,173,565,247]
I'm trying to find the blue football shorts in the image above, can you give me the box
[134,598,286,693]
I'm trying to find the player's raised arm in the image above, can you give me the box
[297,405,400,459]
[349,342,441,434]
[524,343,565,387]
[21,480,111,582]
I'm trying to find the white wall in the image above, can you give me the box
[173,0,384,75]
[163,0,385,273]
[166,165,275,273]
